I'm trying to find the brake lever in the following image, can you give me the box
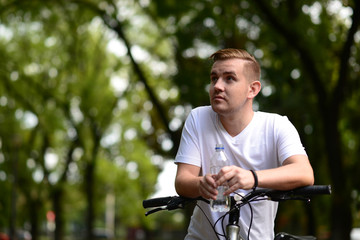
[145,206,167,216]
[145,196,210,216]
[145,197,191,216]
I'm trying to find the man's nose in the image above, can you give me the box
[214,78,225,90]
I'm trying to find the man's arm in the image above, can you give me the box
[175,163,219,200]
[216,154,314,195]
[257,154,314,190]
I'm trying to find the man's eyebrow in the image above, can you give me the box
[223,71,237,75]
[210,70,237,76]
[210,70,236,74]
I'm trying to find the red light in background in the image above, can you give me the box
[46,211,56,222]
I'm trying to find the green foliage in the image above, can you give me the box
[0,0,359,239]
[0,0,162,238]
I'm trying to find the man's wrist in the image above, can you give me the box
[250,170,258,191]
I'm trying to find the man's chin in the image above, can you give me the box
[211,104,228,114]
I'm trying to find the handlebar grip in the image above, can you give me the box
[264,185,332,201]
[291,185,331,195]
[143,196,173,208]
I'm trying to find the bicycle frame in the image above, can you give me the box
[143,185,331,240]
[226,197,241,240]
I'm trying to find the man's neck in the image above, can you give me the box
[218,109,254,137]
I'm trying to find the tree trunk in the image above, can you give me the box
[53,187,64,240]
[29,199,40,240]
[85,162,95,240]
[322,108,352,240]
[9,151,18,240]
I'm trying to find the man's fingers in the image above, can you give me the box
[224,184,239,195]
[215,170,233,187]
[199,175,218,199]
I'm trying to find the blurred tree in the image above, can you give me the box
[1,0,360,240]
[0,1,161,240]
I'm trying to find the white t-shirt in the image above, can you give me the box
[175,106,307,240]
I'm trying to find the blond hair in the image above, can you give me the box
[210,48,260,82]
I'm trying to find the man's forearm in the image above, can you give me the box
[257,157,314,190]
[175,175,202,198]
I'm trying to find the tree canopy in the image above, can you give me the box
[0,0,359,240]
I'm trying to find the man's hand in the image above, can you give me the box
[199,174,218,200]
[215,166,255,195]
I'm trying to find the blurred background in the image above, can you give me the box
[0,0,359,239]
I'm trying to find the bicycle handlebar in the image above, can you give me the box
[270,184,331,196]
[143,185,331,216]
[247,185,331,202]
[142,196,175,208]
[143,196,209,216]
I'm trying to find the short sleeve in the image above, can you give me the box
[276,116,307,164]
[174,111,202,167]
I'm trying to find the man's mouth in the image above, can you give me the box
[213,95,225,101]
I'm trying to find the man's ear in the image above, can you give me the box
[248,81,261,99]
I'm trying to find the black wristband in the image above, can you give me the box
[250,170,258,191]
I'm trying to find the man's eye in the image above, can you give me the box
[211,77,218,82]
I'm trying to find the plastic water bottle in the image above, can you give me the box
[210,143,230,212]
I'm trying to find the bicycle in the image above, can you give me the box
[143,185,331,240]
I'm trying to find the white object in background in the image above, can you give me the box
[351,228,360,240]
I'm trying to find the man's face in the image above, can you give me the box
[209,58,252,116]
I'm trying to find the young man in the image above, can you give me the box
[174,48,314,239]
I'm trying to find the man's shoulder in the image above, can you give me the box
[191,105,214,116]
[254,111,290,127]
[188,106,216,127]
[255,111,286,120]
